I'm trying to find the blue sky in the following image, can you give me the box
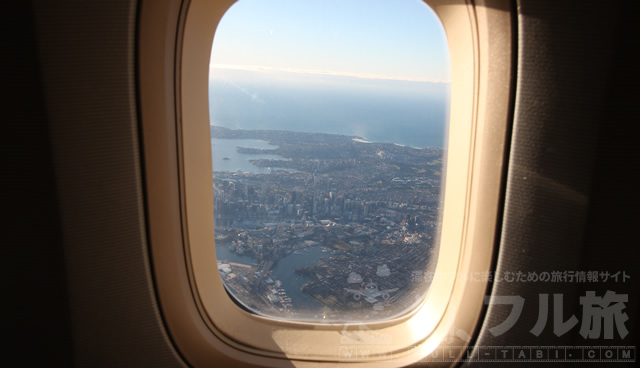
[210,0,450,83]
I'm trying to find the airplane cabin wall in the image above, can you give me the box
[3,0,637,366]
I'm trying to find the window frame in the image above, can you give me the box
[139,0,514,365]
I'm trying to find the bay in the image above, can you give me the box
[211,138,287,174]
[215,244,325,313]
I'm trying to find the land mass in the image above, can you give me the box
[212,126,442,321]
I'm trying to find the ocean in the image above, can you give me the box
[209,69,450,149]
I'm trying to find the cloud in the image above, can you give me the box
[210,64,450,84]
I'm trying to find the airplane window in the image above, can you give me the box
[209,0,450,322]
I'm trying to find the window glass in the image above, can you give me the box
[210,0,450,322]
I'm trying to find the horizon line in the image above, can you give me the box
[210,64,450,84]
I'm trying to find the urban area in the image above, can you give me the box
[213,126,443,321]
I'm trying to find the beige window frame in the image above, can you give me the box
[139,0,513,366]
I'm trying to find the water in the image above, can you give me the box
[215,244,326,311]
[270,247,326,311]
[211,138,286,174]
[209,69,449,148]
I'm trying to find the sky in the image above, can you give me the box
[209,0,450,83]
